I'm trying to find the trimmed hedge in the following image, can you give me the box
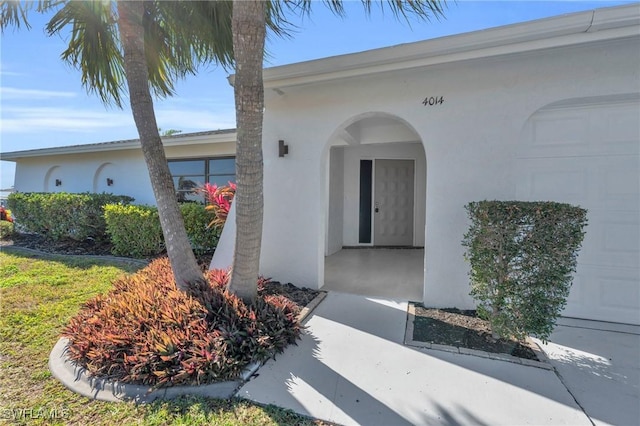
[104,203,220,258]
[7,192,133,241]
[104,204,164,258]
[462,200,588,342]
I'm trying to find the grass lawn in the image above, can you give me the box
[0,250,323,426]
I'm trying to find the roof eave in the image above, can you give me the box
[0,130,237,161]
[260,4,639,90]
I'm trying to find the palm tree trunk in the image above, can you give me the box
[117,1,204,292]
[228,0,266,304]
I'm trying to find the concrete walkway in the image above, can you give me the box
[237,292,606,425]
[536,318,640,426]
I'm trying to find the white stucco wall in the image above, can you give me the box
[12,141,236,205]
[14,150,154,203]
[259,36,640,312]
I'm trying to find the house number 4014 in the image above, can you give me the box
[422,96,444,106]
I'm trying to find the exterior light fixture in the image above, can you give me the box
[55,179,62,187]
[278,139,289,157]
[107,178,114,186]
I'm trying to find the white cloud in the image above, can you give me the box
[0,106,133,133]
[0,104,235,137]
[1,87,77,100]
[0,70,22,77]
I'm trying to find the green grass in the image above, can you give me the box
[0,250,324,426]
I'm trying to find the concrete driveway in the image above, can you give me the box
[536,318,640,426]
[237,292,640,425]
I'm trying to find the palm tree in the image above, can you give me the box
[1,0,236,292]
[228,0,267,303]
[115,1,205,291]
[227,0,446,302]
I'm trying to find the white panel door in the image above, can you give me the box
[516,100,640,325]
[374,159,414,246]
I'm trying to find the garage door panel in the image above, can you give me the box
[516,156,639,210]
[530,112,588,147]
[563,265,640,325]
[515,160,589,203]
[603,107,640,154]
[521,103,640,158]
[599,158,640,206]
[579,210,640,269]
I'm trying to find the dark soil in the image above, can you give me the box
[2,231,114,256]
[261,281,320,309]
[411,304,540,361]
[1,232,320,310]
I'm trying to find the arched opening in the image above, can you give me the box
[93,162,119,193]
[321,112,426,300]
[44,166,62,192]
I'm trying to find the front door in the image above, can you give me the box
[373,159,414,246]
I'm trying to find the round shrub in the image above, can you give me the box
[63,258,302,387]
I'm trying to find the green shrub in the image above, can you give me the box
[104,203,220,258]
[104,204,164,258]
[7,192,133,241]
[180,203,220,255]
[0,221,14,239]
[63,258,302,387]
[462,201,588,342]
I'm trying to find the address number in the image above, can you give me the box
[422,96,444,106]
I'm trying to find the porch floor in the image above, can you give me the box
[323,248,424,301]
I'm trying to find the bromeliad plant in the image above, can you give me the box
[200,182,236,229]
[63,257,301,387]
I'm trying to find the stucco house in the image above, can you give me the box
[2,4,639,325]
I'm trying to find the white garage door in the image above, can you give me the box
[516,97,639,325]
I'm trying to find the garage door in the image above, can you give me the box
[516,97,639,325]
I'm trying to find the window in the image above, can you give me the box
[207,158,235,187]
[168,157,235,202]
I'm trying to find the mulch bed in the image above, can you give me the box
[412,305,539,361]
[2,232,114,256]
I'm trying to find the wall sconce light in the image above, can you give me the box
[278,139,289,157]
[106,178,114,186]
[55,179,62,187]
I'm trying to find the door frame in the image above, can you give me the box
[359,157,417,247]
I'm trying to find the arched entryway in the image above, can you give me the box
[322,112,426,301]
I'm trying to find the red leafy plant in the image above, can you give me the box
[63,257,301,388]
[200,182,236,229]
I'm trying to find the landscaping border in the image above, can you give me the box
[48,291,328,403]
[403,302,553,370]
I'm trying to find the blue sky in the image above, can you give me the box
[1,1,636,191]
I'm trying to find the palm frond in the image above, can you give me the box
[0,0,33,32]
[284,0,447,24]
[47,1,125,107]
